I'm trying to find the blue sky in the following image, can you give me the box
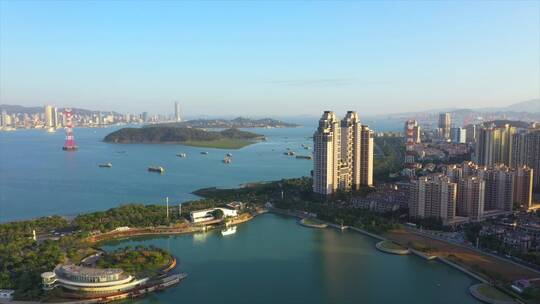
[0,1,538,116]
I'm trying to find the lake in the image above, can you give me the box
[102,213,480,304]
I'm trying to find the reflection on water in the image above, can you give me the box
[192,232,209,243]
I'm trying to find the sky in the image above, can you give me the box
[0,1,539,117]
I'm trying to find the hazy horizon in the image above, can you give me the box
[1,1,539,116]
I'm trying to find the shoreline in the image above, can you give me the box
[103,139,261,150]
[0,213,262,304]
[89,212,260,244]
[2,206,532,304]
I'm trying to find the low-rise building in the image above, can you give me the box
[189,207,238,223]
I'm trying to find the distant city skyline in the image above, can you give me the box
[1,1,539,116]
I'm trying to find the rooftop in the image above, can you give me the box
[56,264,123,278]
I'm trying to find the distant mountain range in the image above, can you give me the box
[150,117,300,128]
[0,104,121,116]
[476,99,540,113]
[373,99,540,126]
[381,99,539,118]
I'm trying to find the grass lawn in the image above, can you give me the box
[300,218,328,228]
[303,218,323,225]
[181,139,256,149]
[379,240,407,251]
[384,228,539,283]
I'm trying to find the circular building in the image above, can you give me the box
[42,264,148,299]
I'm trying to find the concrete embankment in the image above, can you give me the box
[438,257,489,284]
[347,226,386,241]
[409,249,438,260]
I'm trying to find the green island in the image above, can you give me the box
[103,127,264,149]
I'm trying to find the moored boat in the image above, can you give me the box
[148,166,165,173]
[221,226,237,236]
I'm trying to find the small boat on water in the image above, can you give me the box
[99,163,113,168]
[284,151,295,156]
[296,155,312,160]
[148,166,165,173]
[223,157,232,164]
[116,150,127,154]
[176,153,187,158]
[226,153,233,157]
[200,151,209,155]
[221,226,237,236]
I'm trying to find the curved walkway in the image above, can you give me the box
[375,240,410,255]
[469,284,516,304]
[298,218,327,229]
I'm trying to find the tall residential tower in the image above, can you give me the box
[313,111,373,195]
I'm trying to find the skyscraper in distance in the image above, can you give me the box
[44,105,57,128]
[474,124,517,166]
[438,112,451,139]
[451,127,466,144]
[175,101,181,122]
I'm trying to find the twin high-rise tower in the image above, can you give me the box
[313,111,373,195]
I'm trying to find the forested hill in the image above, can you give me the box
[103,127,263,144]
